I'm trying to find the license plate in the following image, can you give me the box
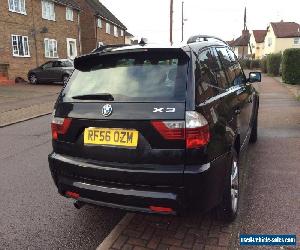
[84,128,138,148]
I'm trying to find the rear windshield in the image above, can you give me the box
[63,50,189,102]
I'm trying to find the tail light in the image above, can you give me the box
[151,111,210,149]
[151,121,185,140]
[51,117,72,140]
[185,111,210,149]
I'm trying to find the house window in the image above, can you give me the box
[67,38,77,59]
[66,7,73,21]
[42,0,55,21]
[8,0,26,14]
[44,38,58,58]
[120,30,124,36]
[114,26,118,37]
[97,18,102,28]
[11,35,30,57]
[106,22,111,34]
[294,37,300,45]
[267,38,272,47]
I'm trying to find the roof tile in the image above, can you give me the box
[270,22,300,38]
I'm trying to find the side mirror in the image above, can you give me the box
[248,72,261,83]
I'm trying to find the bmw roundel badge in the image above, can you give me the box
[102,104,113,117]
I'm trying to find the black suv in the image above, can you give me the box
[48,36,261,221]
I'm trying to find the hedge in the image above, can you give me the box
[250,59,260,69]
[282,48,300,84]
[267,53,282,76]
[260,57,267,73]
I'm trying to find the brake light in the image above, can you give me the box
[51,117,72,140]
[185,111,210,149]
[151,111,210,149]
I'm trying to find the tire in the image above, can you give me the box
[29,73,38,84]
[249,114,258,143]
[62,74,69,85]
[215,149,239,222]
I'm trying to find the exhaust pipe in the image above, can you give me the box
[74,200,85,209]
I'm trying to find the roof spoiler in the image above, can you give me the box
[91,44,131,54]
[187,35,228,45]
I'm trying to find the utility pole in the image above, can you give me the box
[170,0,173,44]
[181,1,184,42]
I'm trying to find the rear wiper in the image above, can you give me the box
[71,93,114,101]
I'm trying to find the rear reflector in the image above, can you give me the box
[149,206,173,213]
[151,111,210,149]
[51,117,72,140]
[65,191,80,199]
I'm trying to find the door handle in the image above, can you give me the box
[235,109,241,115]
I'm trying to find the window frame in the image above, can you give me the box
[97,18,102,28]
[294,37,300,45]
[42,0,55,21]
[66,7,73,21]
[106,22,111,34]
[44,38,58,58]
[267,37,272,47]
[11,34,30,57]
[120,30,124,37]
[114,26,118,37]
[8,0,26,14]
[66,38,77,59]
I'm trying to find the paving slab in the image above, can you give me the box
[95,76,300,250]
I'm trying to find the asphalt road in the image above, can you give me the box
[0,115,124,250]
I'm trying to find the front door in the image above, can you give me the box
[67,38,77,59]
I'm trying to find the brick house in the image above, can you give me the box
[0,0,81,83]
[75,0,127,54]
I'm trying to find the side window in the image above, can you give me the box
[42,61,53,69]
[53,61,62,67]
[226,48,246,86]
[210,48,228,89]
[198,49,218,87]
[195,49,221,104]
[215,47,235,87]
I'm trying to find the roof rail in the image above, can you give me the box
[92,44,130,53]
[187,35,228,45]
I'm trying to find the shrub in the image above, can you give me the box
[282,48,300,84]
[260,57,267,73]
[266,53,282,76]
[239,58,251,69]
[250,59,260,69]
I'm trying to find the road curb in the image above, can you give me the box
[0,112,52,128]
[96,213,134,250]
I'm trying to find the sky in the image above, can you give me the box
[100,0,300,43]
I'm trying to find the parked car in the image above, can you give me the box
[48,36,261,221]
[28,59,74,84]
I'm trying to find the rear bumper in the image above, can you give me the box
[48,152,230,214]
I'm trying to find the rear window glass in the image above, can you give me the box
[63,51,189,102]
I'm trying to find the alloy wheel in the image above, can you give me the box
[230,157,239,213]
